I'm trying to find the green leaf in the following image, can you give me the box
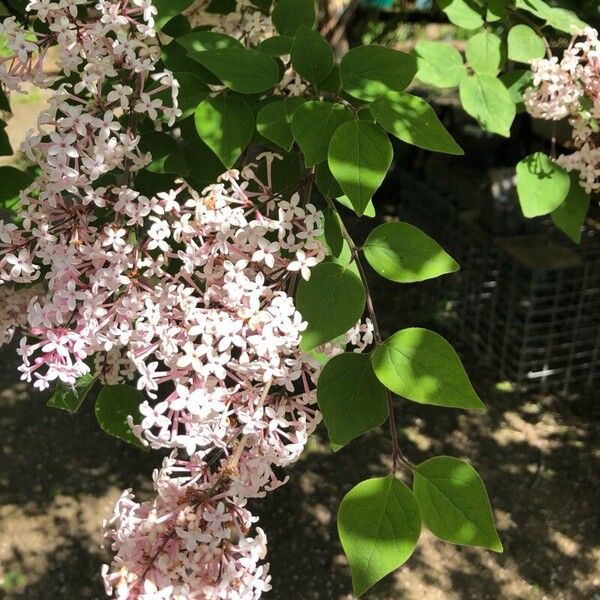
[321,206,345,258]
[153,0,195,30]
[363,222,460,283]
[500,69,532,111]
[0,124,12,157]
[183,136,230,188]
[139,132,188,177]
[0,89,10,112]
[291,101,352,167]
[507,25,546,63]
[161,14,191,37]
[296,262,365,351]
[290,25,334,84]
[95,384,144,448]
[319,64,342,94]
[328,120,392,216]
[0,166,33,211]
[317,353,388,449]
[436,0,484,30]
[514,0,587,34]
[336,194,376,218]
[177,31,243,52]
[370,92,463,155]
[465,30,503,75]
[256,98,303,151]
[195,96,255,168]
[516,152,570,218]
[47,374,96,414]
[486,0,507,22]
[551,173,590,244]
[338,476,422,596]
[413,456,503,552]
[459,74,516,137]
[190,49,280,94]
[340,46,417,102]
[315,161,344,197]
[272,0,315,35]
[414,41,466,88]
[172,72,209,120]
[257,35,294,57]
[371,328,484,409]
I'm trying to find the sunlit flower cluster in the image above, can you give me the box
[0,1,374,598]
[186,0,276,47]
[525,27,600,193]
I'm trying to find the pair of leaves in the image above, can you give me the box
[516,154,590,241]
[318,326,480,454]
[338,464,502,595]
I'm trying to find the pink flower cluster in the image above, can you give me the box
[102,454,272,599]
[0,2,373,598]
[525,27,600,193]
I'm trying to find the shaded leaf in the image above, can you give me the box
[317,353,388,449]
[95,384,144,448]
[296,262,365,351]
[338,476,422,596]
[47,374,96,414]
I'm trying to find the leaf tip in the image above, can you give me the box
[489,535,504,553]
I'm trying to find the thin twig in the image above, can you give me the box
[323,195,413,473]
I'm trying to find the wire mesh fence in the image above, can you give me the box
[394,170,600,393]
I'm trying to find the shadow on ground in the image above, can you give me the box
[0,338,598,599]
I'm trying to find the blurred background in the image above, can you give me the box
[1,1,599,599]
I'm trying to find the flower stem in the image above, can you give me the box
[323,196,413,474]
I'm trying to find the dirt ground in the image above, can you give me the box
[0,334,599,600]
[0,75,599,600]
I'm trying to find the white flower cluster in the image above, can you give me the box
[525,27,600,193]
[0,1,374,598]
